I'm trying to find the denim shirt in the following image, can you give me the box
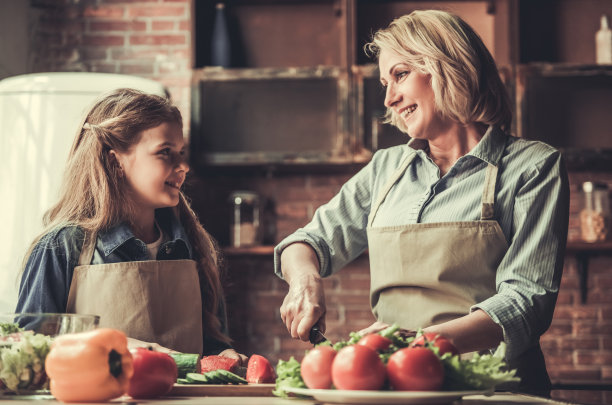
[17,208,231,355]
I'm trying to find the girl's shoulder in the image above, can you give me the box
[33,225,86,256]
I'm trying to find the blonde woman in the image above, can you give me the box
[17,88,246,362]
[275,10,568,396]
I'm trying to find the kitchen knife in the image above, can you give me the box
[309,324,328,345]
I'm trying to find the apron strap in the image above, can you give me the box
[368,150,417,228]
[368,149,500,225]
[480,164,498,221]
[78,231,97,266]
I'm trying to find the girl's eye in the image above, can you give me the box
[158,148,171,157]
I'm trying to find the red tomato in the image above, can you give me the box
[387,347,444,391]
[246,354,276,384]
[300,345,337,389]
[410,333,459,356]
[357,334,392,352]
[128,348,178,399]
[331,345,386,390]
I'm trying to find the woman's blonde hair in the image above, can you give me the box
[364,9,512,132]
[25,88,230,345]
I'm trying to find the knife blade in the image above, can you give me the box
[309,324,328,345]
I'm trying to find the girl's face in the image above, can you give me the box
[113,122,189,211]
[379,49,449,139]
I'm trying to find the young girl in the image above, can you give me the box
[17,88,245,361]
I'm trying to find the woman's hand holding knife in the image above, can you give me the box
[279,243,327,342]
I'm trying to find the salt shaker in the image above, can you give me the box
[579,182,610,242]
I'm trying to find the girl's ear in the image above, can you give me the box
[108,150,124,177]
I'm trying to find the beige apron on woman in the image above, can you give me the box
[66,232,204,354]
[367,150,551,395]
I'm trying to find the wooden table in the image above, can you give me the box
[0,392,579,405]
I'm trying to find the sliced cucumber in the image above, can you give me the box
[176,378,191,384]
[216,369,248,384]
[186,372,210,384]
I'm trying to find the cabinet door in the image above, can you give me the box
[191,67,358,167]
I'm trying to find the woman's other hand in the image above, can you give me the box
[218,348,248,366]
[358,321,416,339]
[279,243,327,341]
[127,337,177,354]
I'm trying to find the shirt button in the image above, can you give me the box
[165,246,172,254]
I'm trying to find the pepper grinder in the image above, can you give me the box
[596,14,612,64]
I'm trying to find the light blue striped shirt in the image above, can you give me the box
[274,126,570,360]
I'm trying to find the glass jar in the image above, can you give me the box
[579,181,610,242]
[229,191,261,247]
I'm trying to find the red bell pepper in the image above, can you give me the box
[127,348,178,399]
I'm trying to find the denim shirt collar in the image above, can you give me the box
[406,125,507,167]
[98,208,192,258]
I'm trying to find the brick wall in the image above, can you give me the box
[29,0,192,125]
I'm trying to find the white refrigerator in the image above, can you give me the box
[0,72,166,312]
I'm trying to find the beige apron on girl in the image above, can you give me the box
[367,149,550,395]
[66,232,204,354]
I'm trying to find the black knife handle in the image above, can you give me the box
[309,325,327,344]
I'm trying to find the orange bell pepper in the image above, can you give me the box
[45,328,134,403]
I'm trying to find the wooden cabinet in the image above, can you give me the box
[191,0,612,166]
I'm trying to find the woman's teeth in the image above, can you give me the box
[401,105,417,119]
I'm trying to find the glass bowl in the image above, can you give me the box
[0,313,100,396]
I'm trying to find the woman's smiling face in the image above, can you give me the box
[379,49,448,139]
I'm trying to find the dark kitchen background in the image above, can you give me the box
[1,1,612,404]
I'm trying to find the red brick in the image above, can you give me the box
[276,202,309,219]
[544,351,574,367]
[89,20,146,32]
[130,34,186,45]
[603,336,612,350]
[575,351,612,366]
[279,337,312,352]
[83,5,125,19]
[345,308,376,322]
[119,63,154,75]
[327,293,370,306]
[127,5,186,18]
[337,277,370,292]
[555,291,575,305]
[557,336,600,350]
[552,390,604,405]
[152,20,175,31]
[573,321,612,335]
[82,34,124,46]
[556,366,602,380]
[89,63,118,73]
[546,321,573,336]
[178,20,191,31]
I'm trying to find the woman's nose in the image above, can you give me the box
[384,83,400,108]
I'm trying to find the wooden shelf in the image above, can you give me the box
[565,240,612,304]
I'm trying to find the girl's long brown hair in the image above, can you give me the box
[24,88,230,345]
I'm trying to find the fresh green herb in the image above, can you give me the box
[441,342,520,390]
[0,323,22,336]
[272,356,307,398]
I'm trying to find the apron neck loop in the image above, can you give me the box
[78,231,98,266]
[480,164,498,221]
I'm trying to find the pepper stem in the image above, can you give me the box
[108,349,123,378]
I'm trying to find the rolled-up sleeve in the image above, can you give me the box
[274,154,381,279]
[473,151,569,360]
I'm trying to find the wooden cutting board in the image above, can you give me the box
[168,383,276,397]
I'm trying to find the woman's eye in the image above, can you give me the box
[396,71,408,80]
[158,148,171,156]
